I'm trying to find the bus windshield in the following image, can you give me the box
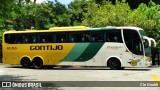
[139,30,151,56]
[139,29,156,56]
[139,30,146,37]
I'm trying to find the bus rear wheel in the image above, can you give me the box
[21,58,31,68]
[32,58,43,69]
[108,58,121,70]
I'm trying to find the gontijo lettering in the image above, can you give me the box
[30,45,63,50]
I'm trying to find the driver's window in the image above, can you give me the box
[144,39,149,48]
[143,39,151,56]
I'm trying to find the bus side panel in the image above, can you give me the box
[3,44,22,65]
[90,43,124,66]
[47,43,75,65]
[58,43,90,66]
[59,43,125,66]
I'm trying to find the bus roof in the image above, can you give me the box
[3,26,143,34]
[49,26,87,31]
[115,26,143,30]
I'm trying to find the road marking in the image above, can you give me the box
[151,74,160,81]
[151,74,160,86]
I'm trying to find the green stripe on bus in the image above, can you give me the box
[74,42,104,62]
[87,27,116,31]
[61,43,89,62]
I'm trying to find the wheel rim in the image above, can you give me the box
[33,59,43,69]
[23,61,28,66]
[109,59,121,70]
[22,60,31,68]
[112,60,119,67]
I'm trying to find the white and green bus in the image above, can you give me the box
[2,26,156,69]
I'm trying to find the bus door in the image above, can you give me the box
[131,38,144,67]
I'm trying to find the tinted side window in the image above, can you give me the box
[69,32,84,42]
[55,33,68,43]
[90,31,104,42]
[5,32,55,44]
[69,31,104,43]
[105,29,122,43]
[5,34,14,44]
[39,33,53,43]
[5,34,22,44]
[5,33,39,44]
[69,31,91,42]
[22,33,38,43]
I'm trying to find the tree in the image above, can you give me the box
[95,0,123,5]
[68,0,89,26]
[125,1,160,45]
[95,0,160,9]
[51,0,71,27]
[125,0,150,9]
[0,0,15,29]
[82,0,160,45]
[0,0,15,18]
[82,1,131,27]
[153,0,160,4]
[7,0,70,30]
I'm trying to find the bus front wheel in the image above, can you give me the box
[32,58,43,69]
[108,58,121,70]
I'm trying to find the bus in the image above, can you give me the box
[2,26,156,69]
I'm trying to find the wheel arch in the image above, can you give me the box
[32,56,44,63]
[32,56,44,69]
[20,56,31,65]
[20,55,45,65]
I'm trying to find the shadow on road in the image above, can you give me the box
[4,65,152,71]
[0,75,25,81]
[0,75,62,90]
[0,66,62,90]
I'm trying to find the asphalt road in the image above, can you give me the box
[0,64,160,90]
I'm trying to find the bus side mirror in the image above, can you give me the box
[143,36,151,47]
[144,39,149,48]
[150,38,156,47]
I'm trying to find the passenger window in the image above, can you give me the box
[105,30,122,43]
[69,32,84,42]
[22,34,38,43]
[5,34,22,44]
[56,33,68,43]
[90,31,104,42]
[39,33,53,43]
[69,31,104,43]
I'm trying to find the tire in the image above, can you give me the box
[108,58,121,70]
[32,58,43,69]
[21,58,31,68]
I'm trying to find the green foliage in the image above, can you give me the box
[0,0,15,18]
[68,0,89,26]
[52,1,71,27]
[0,0,15,29]
[1,0,70,30]
[82,0,160,46]
[83,1,131,27]
[126,1,160,45]
[1,0,160,47]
